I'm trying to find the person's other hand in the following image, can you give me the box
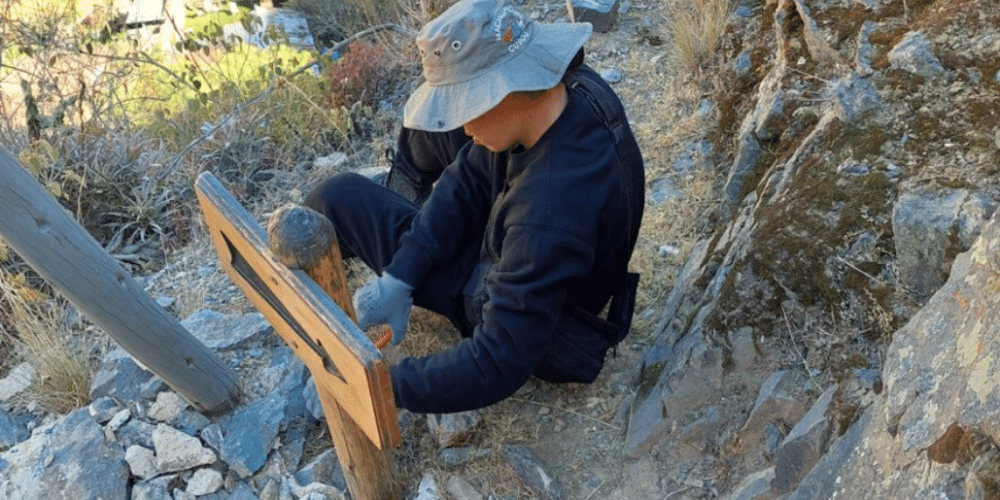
[353,272,414,346]
[303,375,324,421]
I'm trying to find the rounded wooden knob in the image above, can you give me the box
[266,204,336,270]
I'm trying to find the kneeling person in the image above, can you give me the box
[305,0,645,414]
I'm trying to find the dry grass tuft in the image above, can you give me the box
[0,271,93,413]
[665,0,734,74]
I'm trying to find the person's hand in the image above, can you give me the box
[303,375,324,421]
[353,272,414,346]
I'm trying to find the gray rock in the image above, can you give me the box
[278,418,307,471]
[139,376,168,400]
[115,418,156,448]
[181,309,273,351]
[735,50,752,77]
[228,481,264,500]
[0,408,128,500]
[294,449,346,492]
[88,395,121,424]
[0,409,28,452]
[772,385,837,494]
[153,423,216,474]
[648,177,683,205]
[830,72,881,123]
[200,422,225,453]
[439,447,492,468]
[856,21,878,73]
[722,467,775,500]
[724,132,764,207]
[446,474,483,500]
[599,68,623,83]
[412,472,445,500]
[187,468,224,496]
[428,411,481,448]
[90,349,155,403]
[219,392,286,477]
[503,445,563,500]
[173,489,197,500]
[0,363,34,402]
[290,482,344,500]
[568,0,619,32]
[892,188,993,300]
[132,475,173,500]
[674,139,713,173]
[736,370,807,450]
[174,410,211,436]
[147,391,189,424]
[888,31,950,80]
[126,444,159,480]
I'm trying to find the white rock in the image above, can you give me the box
[153,424,216,473]
[107,408,132,432]
[186,468,224,496]
[0,362,34,402]
[126,445,160,480]
[147,391,188,423]
[291,481,346,500]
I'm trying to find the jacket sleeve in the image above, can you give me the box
[390,223,596,413]
[384,144,491,287]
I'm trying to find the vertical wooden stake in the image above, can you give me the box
[267,204,399,500]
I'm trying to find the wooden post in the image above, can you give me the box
[267,204,399,499]
[0,147,242,415]
[195,172,401,500]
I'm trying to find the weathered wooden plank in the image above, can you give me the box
[195,172,400,449]
[0,147,242,415]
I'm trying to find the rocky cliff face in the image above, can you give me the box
[631,0,1000,497]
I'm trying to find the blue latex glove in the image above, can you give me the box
[353,272,413,346]
[303,375,324,421]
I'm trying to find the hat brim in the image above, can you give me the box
[403,22,593,132]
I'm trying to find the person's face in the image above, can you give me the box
[462,95,521,153]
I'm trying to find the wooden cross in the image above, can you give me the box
[195,172,400,500]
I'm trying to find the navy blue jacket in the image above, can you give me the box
[385,64,645,413]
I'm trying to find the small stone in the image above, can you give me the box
[126,445,160,480]
[0,362,35,402]
[186,468,224,496]
[428,411,482,448]
[439,447,492,468]
[446,474,484,500]
[107,408,132,432]
[147,391,188,423]
[88,396,120,424]
[412,472,444,500]
[153,424,216,474]
[503,445,563,500]
[600,68,623,83]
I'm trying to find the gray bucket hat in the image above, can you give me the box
[403,0,593,132]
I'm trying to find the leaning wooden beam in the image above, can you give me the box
[0,147,242,415]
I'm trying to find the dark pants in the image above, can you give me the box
[303,172,480,337]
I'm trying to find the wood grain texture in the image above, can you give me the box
[195,172,400,449]
[0,148,241,415]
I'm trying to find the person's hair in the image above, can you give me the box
[511,89,548,100]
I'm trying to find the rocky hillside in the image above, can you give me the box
[628,0,1000,498]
